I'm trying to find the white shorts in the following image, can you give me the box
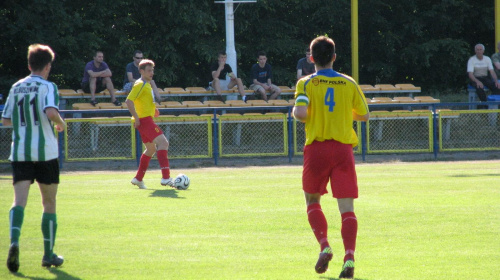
[209,79,231,90]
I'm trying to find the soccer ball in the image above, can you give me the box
[174,174,190,190]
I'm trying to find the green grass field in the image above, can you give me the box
[0,161,499,279]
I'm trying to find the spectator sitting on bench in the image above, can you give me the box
[123,50,161,98]
[467,43,500,103]
[249,51,281,101]
[490,41,500,81]
[81,50,121,107]
[210,50,246,102]
[296,47,315,80]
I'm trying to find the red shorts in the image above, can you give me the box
[137,116,163,143]
[302,139,358,198]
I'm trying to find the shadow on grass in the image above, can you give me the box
[320,277,368,280]
[450,173,500,177]
[149,188,185,198]
[11,268,82,280]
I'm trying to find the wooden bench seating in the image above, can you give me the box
[59,89,82,97]
[161,101,186,108]
[69,94,438,112]
[359,84,379,92]
[182,101,205,107]
[359,83,421,97]
[375,84,398,91]
[203,100,229,107]
[246,100,269,106]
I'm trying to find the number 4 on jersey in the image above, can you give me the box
[324,88,335,112]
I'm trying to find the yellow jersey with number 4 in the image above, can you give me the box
[294,69,368,147]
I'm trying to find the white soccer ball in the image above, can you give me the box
[174,174,190,190]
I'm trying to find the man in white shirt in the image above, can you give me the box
[467,43,500,102]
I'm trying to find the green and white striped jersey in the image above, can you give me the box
[2,75,60,162]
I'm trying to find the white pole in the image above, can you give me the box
[225,1,237,76]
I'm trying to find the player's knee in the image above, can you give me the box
[13,198,28,208]
[156,139,169,150]
[159,142,169,150]
[144,146,156,156]
[41,198,56,211]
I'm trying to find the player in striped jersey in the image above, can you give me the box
[2,44,66,272]
[293,36,369,278]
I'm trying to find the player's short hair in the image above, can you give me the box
[94,50,103,57]
[310,36,335,67]
[27,44,55,72]
[139,59,154,70]
[257,51,267,58]
[218,50,227,57]
[133,50,143,56]
[475,43,485,51]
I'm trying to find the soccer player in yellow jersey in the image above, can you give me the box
[125,59,175,189]
[293,36,369,278]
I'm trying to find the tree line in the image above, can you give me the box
[0,0,497,97]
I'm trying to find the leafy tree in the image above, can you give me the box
[0,0,497,98]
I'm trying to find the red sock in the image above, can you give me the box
[307,203,330,250]
[341,211,357,262]
[156,149,170,179]
[135,154,151,181]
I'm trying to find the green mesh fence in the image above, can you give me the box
[218,114,287,157]
[439,109,500,151]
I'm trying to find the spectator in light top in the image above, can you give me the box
[467,43,500,102]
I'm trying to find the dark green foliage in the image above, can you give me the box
[0,0,496,96]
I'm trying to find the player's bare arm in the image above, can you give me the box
[125,99,141,128]
[2,118,12,126]
[150,80,162,104]
[353,111,370,122]
[46,107,66,132]
[292,105,308,122]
